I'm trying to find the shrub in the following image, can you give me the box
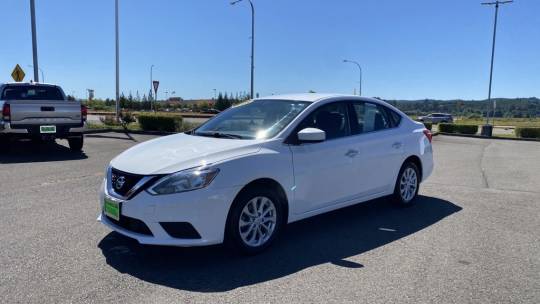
[423,122,432,131]
[138,114,182,132]
[438,123,454,133]
[515,127,540,139]
[99,115,121,126]
[120,111,136,126]
[454,124,479,135]
[439,123,478,135]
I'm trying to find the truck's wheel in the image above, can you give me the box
[68,135,84,152]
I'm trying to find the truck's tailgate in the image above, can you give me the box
[9,100,82,126]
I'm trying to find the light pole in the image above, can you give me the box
[231,0,255,99]
[343,59,362,96]
[30,0,39,82]
[115,0,120,121]
[27,65,44,83]
[150,64,154,101]
[482,0,512,127]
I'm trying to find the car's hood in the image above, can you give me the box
[110,133,264,175]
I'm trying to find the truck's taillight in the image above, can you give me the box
[81,105,87,122]
[423,129,433,143]
[2,103,10,121]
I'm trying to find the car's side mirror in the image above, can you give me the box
[297,128,326,143]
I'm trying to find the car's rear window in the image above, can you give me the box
[1,86,65,101]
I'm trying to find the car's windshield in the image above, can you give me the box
[193,99,310,139]
[1,85,65,101]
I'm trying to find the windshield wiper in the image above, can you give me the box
[194,131,247,139]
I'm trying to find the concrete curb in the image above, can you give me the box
[437,132,540,142]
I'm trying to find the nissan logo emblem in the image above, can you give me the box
[114,176,126,190]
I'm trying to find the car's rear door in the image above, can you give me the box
[289,101,361,214]
[348,101,405,196]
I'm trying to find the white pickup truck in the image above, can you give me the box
[0,82,86,151]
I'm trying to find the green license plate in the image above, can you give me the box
[40,125,56,133]
[104,197,120,221]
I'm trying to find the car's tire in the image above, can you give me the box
[225,186,285,255]
[392,161,420,206]
[68,135,84,152]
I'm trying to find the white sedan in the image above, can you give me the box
[98,94,433,254]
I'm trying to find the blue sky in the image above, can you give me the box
[1,0,539,100]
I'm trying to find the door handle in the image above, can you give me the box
[392,142,402,149]
[345,149,359,158]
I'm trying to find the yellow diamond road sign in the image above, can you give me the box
[11,64,26,82]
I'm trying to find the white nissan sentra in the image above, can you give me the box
[99,94,433,254]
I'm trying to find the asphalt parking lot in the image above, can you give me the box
[1,133,539,303]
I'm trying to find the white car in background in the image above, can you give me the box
[98,94,433,254]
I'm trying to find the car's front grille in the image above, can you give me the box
[110,168,145,197]
[106,213,153,236]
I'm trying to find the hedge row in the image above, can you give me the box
[138,114,183,132]
[515,127,540,139]
[439,123,479,135]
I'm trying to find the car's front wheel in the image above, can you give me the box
[226,186,284,255]
[393,162,420,206]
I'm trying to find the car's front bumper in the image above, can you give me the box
[98,181,242,247]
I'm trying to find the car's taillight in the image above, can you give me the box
[2,103,10,121]
[81,105,87,122]
[423,129,432,143]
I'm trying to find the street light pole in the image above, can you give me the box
[30,0,39,82]
[27,65,44,83]
[343,59,362,96]
[482,0,512,125]
[231,0,255,99]
[115,0,120,121]
[150,64,154,108]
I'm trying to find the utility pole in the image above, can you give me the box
[231,0,255,99]
[30,0,39,82]
[115,0,120,121]
[482,0,512,127]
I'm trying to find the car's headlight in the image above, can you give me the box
[147,167,220,195]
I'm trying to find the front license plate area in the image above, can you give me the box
[104,197,121,221]
[40,125,56,133]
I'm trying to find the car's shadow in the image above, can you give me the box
[98,195,461,292]
[0,138,87,164]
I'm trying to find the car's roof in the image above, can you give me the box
[257,93,382,104]
[1,82,58,87]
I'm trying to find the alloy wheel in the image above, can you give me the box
[399,167,418,202]
[238,196,277,247]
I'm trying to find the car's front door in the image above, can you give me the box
[289,102,361,214]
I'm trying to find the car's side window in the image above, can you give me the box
[352,102,392,133]
[297,102,351,140]
[385,108,402,127]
